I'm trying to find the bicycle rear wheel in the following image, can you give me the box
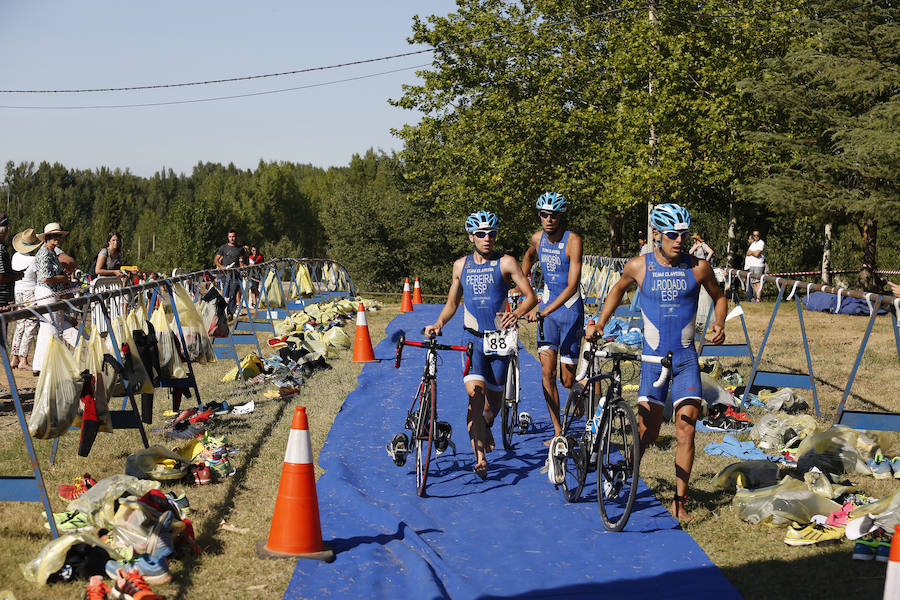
[415,380,436,497]
[500,354,518,450]
[596,399,640,531]
[560,383,589,502]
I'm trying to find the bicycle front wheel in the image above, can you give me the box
[415,379,436,497]
[596,399,640,531]
[501,354,518,450]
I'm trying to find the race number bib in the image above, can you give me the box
[483,328,517,356]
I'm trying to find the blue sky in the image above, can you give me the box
[0,1,457,177]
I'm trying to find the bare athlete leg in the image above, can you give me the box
[672,399,701,521]
[466,380,489,477]
[482,388,503,453]
[637,401,663,454]
[539,349,563,444]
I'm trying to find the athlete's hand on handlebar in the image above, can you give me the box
[525,310,541,323]
[495,311,520,329]
[424,323,442,338]
[708,323,725,345]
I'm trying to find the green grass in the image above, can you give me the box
[0,301,897,599]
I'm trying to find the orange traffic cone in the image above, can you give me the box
[885,524,900,599]
[400,277,414,312]
[257,407,335,562]
[352,302,376,363]
[412,277,423,304]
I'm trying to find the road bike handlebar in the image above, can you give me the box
[394,333,474,375]
[589,349,674,389]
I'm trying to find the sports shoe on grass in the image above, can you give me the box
[44,510,93,532]
[876,540,892,563]
[852,540,877,561]
[866,454,893,479]
[59,473,97,501]
[84,575,110,599]
[826,501,857,527]
[784,521,844,546]
[107,566,165,597]
[891,457,900,479]
[191,462,212,485]
[166,492,191,518]
[724,407,750,422]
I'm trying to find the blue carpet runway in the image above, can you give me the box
[284,304,741,599]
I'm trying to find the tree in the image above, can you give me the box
[738,0,900,290]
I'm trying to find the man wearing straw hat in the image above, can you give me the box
[32,222,78,376]
[9,227,41,370]
[0,213,24,310]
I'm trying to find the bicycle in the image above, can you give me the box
[497,317,533,450]
[552,332,672,531]
[387,332,473,497]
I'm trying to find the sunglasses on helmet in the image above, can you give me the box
[473,230,498,239]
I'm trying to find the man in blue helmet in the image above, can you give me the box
[426,211,537,478]
[592,203,726,521]
[520,192,584,444]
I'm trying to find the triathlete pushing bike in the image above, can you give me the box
[593,203,727,521]
[425,210,537,479]
[520,192,584,444]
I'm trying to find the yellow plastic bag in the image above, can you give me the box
[21,533,125,585]
[322,326,351,354]
[72,334,114,433]
[292,263,315,298]
[29,336,82,439]
[124,445,191,481]
[107,313,154,396]
[264,271,286,308]
[171,284,215,363]
[151,306,187,379]
[222,353,265,382]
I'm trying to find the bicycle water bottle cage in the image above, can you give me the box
[434,421,453,453]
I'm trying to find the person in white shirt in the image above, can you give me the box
[10,228,40,369]
[743,230,766,302]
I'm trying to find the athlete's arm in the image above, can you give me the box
[594,256,642,333]
[424,257,465,337]
[536,232,582,317]
[514,231,540,297]
[695,259,727,345]
[498,255,538,329]
[704,243,714,263]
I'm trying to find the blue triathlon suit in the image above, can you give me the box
[460,253,510,392]
[538,230,584,364]
[638,251,702,406]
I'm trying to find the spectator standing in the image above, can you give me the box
[9,228,41,369]
[32,222,78,376]
[744,230,766,302]
[0,214,23,309]
[94,231,126,278]
[247,245,264,308]
[689,233,714,265]
[638,230,653,256]
[214,229,245,318]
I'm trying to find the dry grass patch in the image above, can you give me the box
[0,301,896,599]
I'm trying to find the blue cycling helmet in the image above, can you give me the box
[465,210,500,233]
[536,192,567,213]
[649,203,691,232]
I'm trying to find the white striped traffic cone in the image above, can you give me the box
[257,406,334,562]
[885,524,900,600]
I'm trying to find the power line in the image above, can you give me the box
[0,64,430,110]
[0,7,634,95]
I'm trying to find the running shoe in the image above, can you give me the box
[866,454,893,479]
[518,412,532,434]
[107,566,166,596]
[852,539,877,561]
[44,510,93,532]
[84,574,110,599]
[876,539,892,563]
[891,457,900,479]
[724,407,750,422]
[783,522,844,546]
[59,473,98,501]
[166,492,191,518]
[826,501,857,527]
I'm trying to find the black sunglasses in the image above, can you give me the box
[663,231,689,240]
[473,230,498,239]
[538,211,560,219]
